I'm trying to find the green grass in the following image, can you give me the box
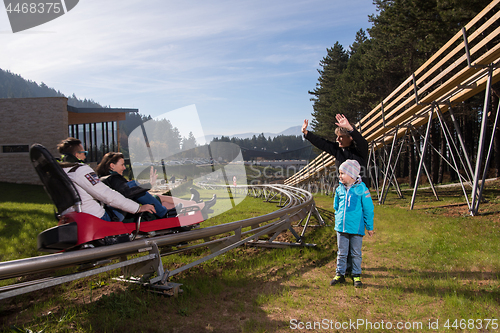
[1,181,499,332]
[0,183,54,262]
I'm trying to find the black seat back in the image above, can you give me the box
[30,144,82,216]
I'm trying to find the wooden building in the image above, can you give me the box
[0,97,137,184]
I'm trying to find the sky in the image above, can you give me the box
[1,0,377,137]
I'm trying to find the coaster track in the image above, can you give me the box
[0,184,324,300]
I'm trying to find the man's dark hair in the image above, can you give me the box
[57,137,82,156]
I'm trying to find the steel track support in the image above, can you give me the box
[378,127,404,204]
[380,129,408,205]
[0,254,158,301]
[379,133,396,204]
[410,107,436,210]
[471,65,497,215]
[474,97,500,214]
[409,125,440,202]
[368,142,380,198]
[434,106,471,209]
[447,106,475,181]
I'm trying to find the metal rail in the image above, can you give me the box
[0,184,324,300]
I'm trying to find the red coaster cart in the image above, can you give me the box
[31,144,204,253]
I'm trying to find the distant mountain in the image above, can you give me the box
[277,125,302,136]
[206,125,302,141]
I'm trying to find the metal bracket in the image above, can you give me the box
[462,27,489,69]
[206,227,242,253]
[381,101,386,128]
[412,73,420,105]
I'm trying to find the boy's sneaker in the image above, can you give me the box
[352,275,363,288]
[330,274,346,286]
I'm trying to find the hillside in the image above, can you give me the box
[0,68,103,108]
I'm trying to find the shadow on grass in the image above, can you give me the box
[0,182,52,205]
[316,207,335,223]
[363,267,500,305]
[0,207,54,238]
[479,210,500,217]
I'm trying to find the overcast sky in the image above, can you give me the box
[1,0,376,136]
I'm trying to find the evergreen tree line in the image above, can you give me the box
[309,0,500,185]
[212,134,312,159]
[0,68,103,108]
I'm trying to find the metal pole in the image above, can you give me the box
[111,122,116,152]
[448,106,474,181]
[82,123,87,151]
[382,147,404,201]
[413,73,420,105]
[366,143,375,191]
[470,66,493,216]
[473,87,500,214]
[371,143,380,199]
[379,127,398,204]
[435,106,471,209]
[410,125,440,202]
[410,108,434,210]
[462,27,472,68]
[140,123,155,164]
[101,122,106,156]
[381,131,407,204]
[93,123,97,162]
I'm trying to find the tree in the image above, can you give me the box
[308,0,494,187]
[182,132,197,151]
[309,42,349,139]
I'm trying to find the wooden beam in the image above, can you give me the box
[68,112,126,125]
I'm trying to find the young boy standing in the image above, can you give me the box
[331,159,374,288]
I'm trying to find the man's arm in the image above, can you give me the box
[304,131,340,156]
[349,128,369,161]
[73,166,141,214]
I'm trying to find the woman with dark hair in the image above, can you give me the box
[56,137,156,221]
[96,152,216,220]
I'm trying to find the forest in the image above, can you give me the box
[309,0,500,186]
[0,68,103,108]
[212,134,313,160]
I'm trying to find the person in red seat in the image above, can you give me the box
[57,137,156,221]
[95,151,216,220]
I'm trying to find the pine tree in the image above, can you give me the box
[308,42,349,139]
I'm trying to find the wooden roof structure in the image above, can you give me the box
[286,0,500,187]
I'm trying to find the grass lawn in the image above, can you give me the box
[0,181,499,332]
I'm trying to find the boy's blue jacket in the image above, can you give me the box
[334,179,374,235]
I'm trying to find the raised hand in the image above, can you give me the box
[302,119,309,134]
[335,114,353,131]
